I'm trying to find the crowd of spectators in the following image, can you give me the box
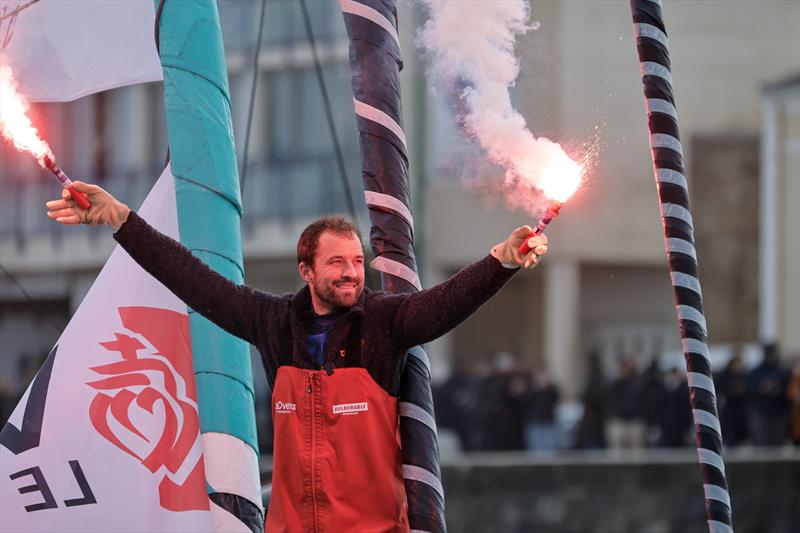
[3,346,800,454]
[434,351,555,451]
[716,345,800,447]
[433,346,800,453]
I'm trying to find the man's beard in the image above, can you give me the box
[313,277,363,311]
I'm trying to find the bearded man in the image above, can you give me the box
[46,181,548,533]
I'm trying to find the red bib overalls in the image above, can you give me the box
[266,366,409,533]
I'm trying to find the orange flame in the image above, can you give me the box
[539,153,582,203]
[510,139,584,207]
[0,64,53,167]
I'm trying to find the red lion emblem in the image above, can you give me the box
[87,307,209,512]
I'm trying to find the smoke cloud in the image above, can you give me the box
[418,1,580,211]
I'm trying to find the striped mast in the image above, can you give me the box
[629,1,733,532]
[339,1,446,532]
[155,1,263,531]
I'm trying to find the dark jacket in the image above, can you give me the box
[114,211,518,396]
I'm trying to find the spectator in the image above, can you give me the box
[787,359,800,445]
[574,351,607,449]
[434,354,482,451]
[654,367,692,447]
[607,357,645,449]
[746,344,789,446]
[641,360,665,447]
[716,355,749,446]
[477,352,527,450]
[524,368,560,451]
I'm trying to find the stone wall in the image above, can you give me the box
[441,451,799,533]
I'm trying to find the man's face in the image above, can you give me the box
[300,230,365,314]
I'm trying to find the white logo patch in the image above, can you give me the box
[275,401,296,414]
[332,402,368,415]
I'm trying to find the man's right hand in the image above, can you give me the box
[46,181,131,230]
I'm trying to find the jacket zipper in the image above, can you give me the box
[308,372,320,532]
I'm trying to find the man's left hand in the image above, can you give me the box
[491,226,548,269]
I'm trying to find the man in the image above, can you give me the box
[46,181,548,532]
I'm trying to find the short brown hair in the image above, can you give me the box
[296,215,361,265]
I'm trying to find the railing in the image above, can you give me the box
[0,152,362,251]
[220,0,344,51]
[241,152,363,231]
[0,165,161,250]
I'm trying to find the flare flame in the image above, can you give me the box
[0,64,53,166]
[535,153,582,203]
[418,0,583,209]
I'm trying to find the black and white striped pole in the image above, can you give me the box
[629,1,733,532]
[339,1,446,532]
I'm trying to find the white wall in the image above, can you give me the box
[416,1,800,387]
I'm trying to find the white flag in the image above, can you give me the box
[0,166,214,532]
[0,0,162,102]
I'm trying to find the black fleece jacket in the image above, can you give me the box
[114,211,518,396]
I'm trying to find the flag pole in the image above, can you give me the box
[154,1,263,530]
[339,2,446,532]
[628,1,733,532]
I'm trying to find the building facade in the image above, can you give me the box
[420,2,800,395]
[1,2,798,417]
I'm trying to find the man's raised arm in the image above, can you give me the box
[387,226,548,348]
[46,181,271,347]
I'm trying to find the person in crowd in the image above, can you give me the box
[433,353,483,451]
[653,367,692,447]
[524,368,560,451]
[477,352,528,450]
[574,350,608,450]
[641,360,665,448]
[607,356,645,449]
[746,344,789,446]
[716,355,750,446]
[786,358,800,446]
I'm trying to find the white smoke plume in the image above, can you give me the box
[418,1,581,206]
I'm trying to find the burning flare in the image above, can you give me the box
[418,1,584,210]
[512,145,583,204]
[0,63,53,166]
[513,151,582,254]
[534,152,582,204]
[0,63,92,210]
